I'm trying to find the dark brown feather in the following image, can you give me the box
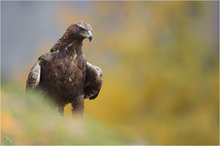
[26,22,103,114]
[84,62,103,100]
[39,41,86,106]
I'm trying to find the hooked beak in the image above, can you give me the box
[87,30,93,42]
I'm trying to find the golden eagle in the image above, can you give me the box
[26,22,103,115]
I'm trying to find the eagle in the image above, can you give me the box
[26,22,103,116]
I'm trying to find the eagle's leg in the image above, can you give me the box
[71,95,84,116]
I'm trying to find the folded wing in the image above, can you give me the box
[26,61,41,91]
[84,62,103,100]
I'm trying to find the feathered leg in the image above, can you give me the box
[71,95,84,116]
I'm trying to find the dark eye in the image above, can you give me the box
[78,26,85,31]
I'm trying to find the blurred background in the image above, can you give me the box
[1,1,219,145]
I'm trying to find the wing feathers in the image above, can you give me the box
[26,61,41,91]
[84,62,103,100]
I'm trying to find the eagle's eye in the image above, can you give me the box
[78,26,85,31]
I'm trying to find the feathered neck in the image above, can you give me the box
[66,40,83,55]
[50,29,83,53]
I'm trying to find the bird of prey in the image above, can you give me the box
[26,21,103,116]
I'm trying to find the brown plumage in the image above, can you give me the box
[26,22,103,115]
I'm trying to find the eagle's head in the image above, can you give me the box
[68,21,93,42]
